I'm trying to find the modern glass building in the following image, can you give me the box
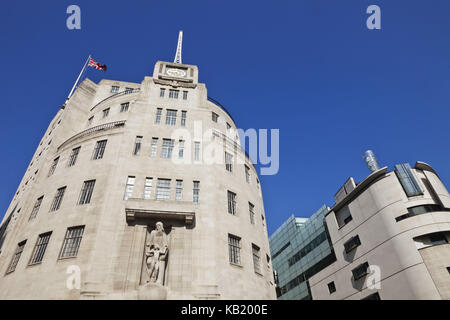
[269,205,336,300]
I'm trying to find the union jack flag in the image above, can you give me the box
[88,57,107,71]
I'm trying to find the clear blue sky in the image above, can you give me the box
[1,1,449,235]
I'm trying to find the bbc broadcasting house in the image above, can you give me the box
[270,152,450,300]
[0,34,276,300]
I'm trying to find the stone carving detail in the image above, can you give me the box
[153,78,197,89]
[145,222,169,285]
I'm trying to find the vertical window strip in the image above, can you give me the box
[134,136,143,155]
[48,157,59,177]
[252,244,261,273]
[212,112,218,122]
[93,140,107,160]
[394,163,423,197]
[155,108,162,124]
[111,86,119,93]
[225,152,233,172]
[175,180,183,201]
[181,111,187,126]
[160,88,165,97]
[78,180,96,205]
[178,140,185,158]
[6,240,26,273]
[151,138,158,157]
[124,176,135,200]
[29,196,43,220]
[183,91,188,100]
[50,187,66,212]
[193,181,200,203]
[228,191,237,215]
[59,226,84,258]
[169,89,179,99]
[245,165,250,183]
[249,202,255,225]
[68,147,81,167]
[144,177,153,199]
[228,235,241,265]
[102,108,110,118]
[194,142,200,161]
[29,232,51,265]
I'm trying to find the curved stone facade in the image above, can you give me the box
[0,60,276,300]
[309,163,450,300]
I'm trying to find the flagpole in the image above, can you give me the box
[66,54,91,102]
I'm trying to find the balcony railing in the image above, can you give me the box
[57,120,126,151]
[90,88,140,111]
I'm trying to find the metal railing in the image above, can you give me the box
[90,88,140,111]
[57,120,126,151]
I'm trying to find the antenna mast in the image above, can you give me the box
[174,30,183,64]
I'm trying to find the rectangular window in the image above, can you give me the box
[228,234,241,265]
[78,180,96,205]
[181,111,187,126]
[48,157,59,177]
[29,232,52,265]
[227,191,237,215]
[194,142,200,161]
[362,292,381,300]
[155,108,162,124]
[144,177,153,199]
[178,140,185,159]
[50,186,66,212]
[394,163,423,197]
[430,233,448,246]
[245,165,250,183]
[67,147,81,167]
[328,282,336,294]
[102,108,110,118]
[169,89,179,99]
[161,139,175,158]
[92,140,107,160]
[252,244,261,274]
[225,152,233,172]
[120,102,129,112]
[193,181,200,203]
[111,86,119,93]
[175,180,183,201]
[183,91,188,100]
[156,179,171,200]
[124,176,135,200]
[165,109,177,125]
[249,202,255,225]
[335,205,352,228]
[59,226,84,259]
[212,112,218,123]
[344,235,361,253]
[133,136,143,155]
[125,87,133,94]
[352,262,370,280]
[6,240,26,273]
[160,88,165,97]
[151,138,158,157]
[29,196,43,220]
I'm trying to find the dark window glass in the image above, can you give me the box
[68,147,81,167]
[78,180,96,205]
[6,240,26,273]
[92,140,107,160]
[29,196,43,220]
[29,232,52,265]
[429,233,448,246]
[395,163,423,197]
[228,234,241,265]
[362,292,381,300]
[352,262,370,280]
[328,281,336,294]
[344,235,361,253]
[59,226,84,258]
[50,187,66,212]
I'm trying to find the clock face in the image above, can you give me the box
[166,68,186,77]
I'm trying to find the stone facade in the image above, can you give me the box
[0,60,276,300]
[308,162,450,300]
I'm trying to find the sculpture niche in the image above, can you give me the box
[145,221,169,286]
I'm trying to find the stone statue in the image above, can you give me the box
[145,221,169,285]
